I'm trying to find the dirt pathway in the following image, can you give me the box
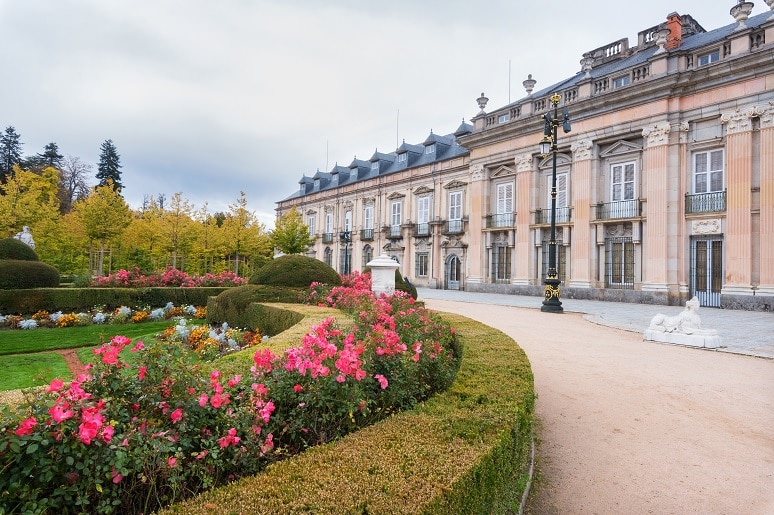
[424,299,774,515]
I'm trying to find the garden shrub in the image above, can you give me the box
[207,285,305,329]
[248,254,341,288]
[0,238,38,261]
[0,260,59,289]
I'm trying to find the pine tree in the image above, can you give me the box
[39,142,64,168]
[96,139,123,192]
[0,126,23,184]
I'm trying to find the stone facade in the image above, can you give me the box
[276,6,774,311]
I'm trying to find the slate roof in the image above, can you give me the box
[283,122,473,200]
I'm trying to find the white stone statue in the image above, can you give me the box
[14,226,35,249]
[644,296,721,349]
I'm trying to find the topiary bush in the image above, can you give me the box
[0,260,59,289]
[249,255,341,288]
[207,284,305,331]
[0,238,38,261]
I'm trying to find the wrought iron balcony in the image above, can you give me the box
[445,219,464,234]
[534,207,572,225]
[322,233,334,244]
[360,228,374,241]
[386,225,402,239]
[485,213,515,228]
[414,223,430,236]
[594,200,641,220]
[685,190,726,214]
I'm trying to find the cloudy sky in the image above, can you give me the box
[0,0,764,227]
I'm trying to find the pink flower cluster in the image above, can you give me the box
[91,267,246,288]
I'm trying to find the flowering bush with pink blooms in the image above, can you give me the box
[0,279,460,514]
[91,267,245,288]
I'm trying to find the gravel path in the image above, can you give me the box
[424,299,774,515]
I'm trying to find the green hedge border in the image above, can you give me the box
[162,307,535,514]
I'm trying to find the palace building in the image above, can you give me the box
[276,3,774,310]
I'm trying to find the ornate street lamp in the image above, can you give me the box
[339,230,351,275]
[539,92,571,313]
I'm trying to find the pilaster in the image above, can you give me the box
[758,102,774,292]
[513,153,533,284]
[641,121,672,291]
[466,164,486,283]
[569,139,593,288]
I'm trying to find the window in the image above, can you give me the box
[449,191,462,220]
[391,201,402,236]
[492,244,511,282]
[605,237,634,288]
[397,153,407,162]
[425,144,435,154]
[325,212,333,234]
[371,161,379,171]
[324,247,332,267]
[363,205,374,230]
[362,244,373,268]
[416,196,430,235]
[415,252,429,277]
[613,76,630,88]
[498,113,510,123]
[611,162,635,201]
[546,173,569,222]
[307,215,315,236]
[693,150,724,193]
[344,210,352,233]
[493,182,514,227]
[698,50,720,66]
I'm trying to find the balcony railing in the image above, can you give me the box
[445,219,464,234]
[360,228,374,241]
[594,200,641,220]
[386,226,402,239]
[414,222,430,236]
[485,213,515,228]
[322,233,334,244]
[534,207,573,225]
[685,191,726,214]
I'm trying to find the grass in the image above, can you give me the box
[0,353,71,390]
[0,320,205,356]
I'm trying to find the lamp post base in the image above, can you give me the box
[541,277,564,313]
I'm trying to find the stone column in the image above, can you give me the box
[569,139,593,288]
[721,107,755,293]
[676,122,691,296]
[641,121,672,292]
[513,153,533,285]
[758,103,774,293]
[466,164,486,283]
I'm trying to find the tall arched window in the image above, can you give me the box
[362,244,373,268]
[324,247,332,267]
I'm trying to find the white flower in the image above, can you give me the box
[92,312,107,324]
[49,311,63,323]
[117,306,132,317]
[184,305,197,315]
[165,302,174,312]
[19,319,38,330]
[150,308,165,320]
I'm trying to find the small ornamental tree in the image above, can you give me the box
[96,139,123,192]
[270,206,315,255]
[74,181,132,276]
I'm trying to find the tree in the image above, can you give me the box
[220,191,271,276]
[0,126,23,184]
[58,155,92,214]
[96,139,123,192]
[163,192,196,269]
[23,142,64,171]
[0,165,60,239]
[74,180,132,276]
[270,206,315,255]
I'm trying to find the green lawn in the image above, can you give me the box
[0,352,72,390]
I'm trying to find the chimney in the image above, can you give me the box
[665,12,683,50]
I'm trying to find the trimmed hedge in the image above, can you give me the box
[206,284,305,330]
[0,260,59,289]
[162,310,535,514]
[0,238,38,261]
[249,254,341,288]
[0,287,231,315]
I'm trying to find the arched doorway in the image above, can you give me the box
[446,254,461,290]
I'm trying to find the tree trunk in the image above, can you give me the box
[98,238,106,276]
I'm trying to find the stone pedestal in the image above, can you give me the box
[367,254,400,296]
[643,329,722,349]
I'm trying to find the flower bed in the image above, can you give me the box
[0,283,461,514]
[91,268,245,288]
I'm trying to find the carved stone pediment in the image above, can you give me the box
[386,191,406,200]
[489,164,517,178]
[324,205,334,213]
[538,153,572,169]
[600,140,642,158]
[413,185,434,195]
[342,200,353,209]
[305,209,317,215]
[443,179,468,190]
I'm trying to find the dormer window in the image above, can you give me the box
[425,144,435,154]
[613,75,630,88]
[371,161,379,171]
[498,113,510,123]
[698,50,719,66]
[314,178,320,189]
[398,153,407,162]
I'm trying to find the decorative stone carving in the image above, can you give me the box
[514,153,532,173]
[759,102,774,129]
[692,219,721,235]
[644,296,722,348]
[443,179,467,190]
[679,121,690,143]
[580,53,594,78]
[730,1,754,30]
[470,164,485,181]
[571,139,593,161]
[523,75,537,96]
[721,107,755,134]
[605,223,632,237]
[413,185,433,195]
[342,200,353,208]
[642,121,671,146]
[14,226,35,249]
[494,232,509,245]
[386,191,405,200]
[305,209,317,215]
[476,92,489,115]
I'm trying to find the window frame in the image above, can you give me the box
[307,215,315,236]
[610,161,636,202]
[363,204,374,230]
[415,252,429,277]
[391,201,402,229]
[449,190,462,221]
[693,149,724,194]
[698,50,720,66]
